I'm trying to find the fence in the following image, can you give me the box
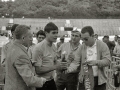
[106,56,120,90]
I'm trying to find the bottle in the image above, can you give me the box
[61,51,67,62]
[61,51,67,73]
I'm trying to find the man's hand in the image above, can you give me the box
[55,62,67,70]
[83,60,98,66]
[41,77,47,84]
[68,52,74,62]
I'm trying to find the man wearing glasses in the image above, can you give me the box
[56,29,81,90]
[67,26,111,90]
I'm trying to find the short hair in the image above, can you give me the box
[81,26,94,36]
[72,30,81,37]
[115,35,118,38]
[11,24,19,33]
[103,35,109,39]
[117,36,120,39]
[36,30,46,38]
[94,34,98,36]
[44,22,58,33]
[14,25,30,39]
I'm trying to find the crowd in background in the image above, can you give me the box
[0,22,120,90]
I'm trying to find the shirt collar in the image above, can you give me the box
[44,39,53,47]
[69,40,81,51]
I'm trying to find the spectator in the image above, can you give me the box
[1,24,19,66]
[56,29,81,90]
[32,22,67,90]
[112,35,119,46]
[4,25,46,90]
[113,37,120,57]
[0,24,19,89]
[36,30,46,43]
[103,35,115,55]
[57,36,64,49]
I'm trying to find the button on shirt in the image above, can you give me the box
[87,41,98,76]
[32,39,57,80]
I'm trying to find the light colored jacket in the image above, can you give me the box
[79,40,111,85]
[4,41,44,90]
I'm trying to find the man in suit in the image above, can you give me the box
[4,25,46,90]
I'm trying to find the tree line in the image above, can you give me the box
[0,0,120,19]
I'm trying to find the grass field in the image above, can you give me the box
[0,18,120,36]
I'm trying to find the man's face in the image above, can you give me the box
[37,35,45,43]
[71,32,81,43]
[81,32,94,46]
[46,30,58,42]
[23,30,33,47]
[103,37,109,43]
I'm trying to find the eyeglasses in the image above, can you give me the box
[81,38,89,41]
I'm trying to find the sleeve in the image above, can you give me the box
[14,55,44,87]
[67,46,81,73]
[96,42,111,67]
[32,46,43,66]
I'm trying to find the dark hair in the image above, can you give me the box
[11,24,19,33]
[115,35,119,38]
[72,30,81,37]
[103,35,109,39]
[117,36,120,39]
[14,25,30,39]
[44,22,58,33]
[36,30,46,38]
[94,34,98,36]
[81,26,94,36]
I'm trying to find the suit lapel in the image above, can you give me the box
[14,42,33,64]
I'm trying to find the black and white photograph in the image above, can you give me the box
[0,0,120,90]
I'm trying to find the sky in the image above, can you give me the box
[1,0,15,2]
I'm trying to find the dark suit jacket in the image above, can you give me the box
[4,41,44,90]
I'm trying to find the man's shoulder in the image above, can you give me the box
[34,40,46,51]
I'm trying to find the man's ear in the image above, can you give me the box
[91,34,94,37]
[22,36,25,41]
[45,31,48,35]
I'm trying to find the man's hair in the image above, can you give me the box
[44,22,58,33]
[94,34,98,36]
[115,35,118,38]
[103,35,109,39]
[81,26,94,36]
[117,36,120,39]
[36,30,46,38]
[14,25,30,39]
[72,30,81,37]
[11,24,19,33]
